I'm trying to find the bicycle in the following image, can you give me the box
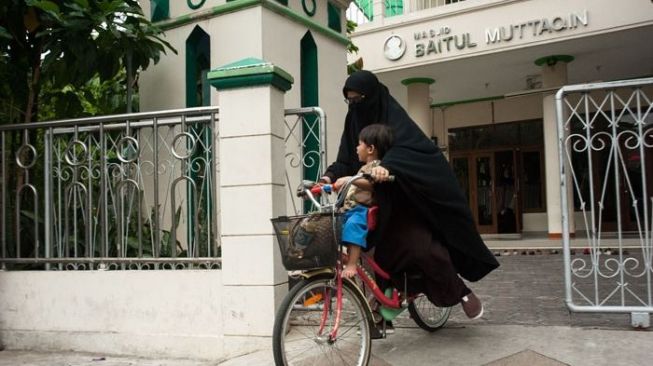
[271,174,451,366]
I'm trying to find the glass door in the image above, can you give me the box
[474,154,496,233]
[494,150,519,233]
[453,151,525,234]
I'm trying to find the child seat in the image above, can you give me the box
[367,205,379,231]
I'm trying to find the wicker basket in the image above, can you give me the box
[271,212,342,271]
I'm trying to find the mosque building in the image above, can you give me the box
[140,0,653,239]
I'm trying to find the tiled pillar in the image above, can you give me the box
[208,58,293,357]
[536,55,575,239]
[402,78,435,137]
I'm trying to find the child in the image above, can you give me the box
[333,124,393,278]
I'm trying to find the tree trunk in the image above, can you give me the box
[15,41,42,196]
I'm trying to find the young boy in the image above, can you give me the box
[333,124,393,278]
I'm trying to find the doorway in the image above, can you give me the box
[571,140,653,232]
[452,150,519,234]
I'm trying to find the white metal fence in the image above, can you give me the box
[1,106,328,271]
[1,107,220,270]
[556,77,653,327]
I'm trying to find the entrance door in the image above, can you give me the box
[474,154,495,233]
[494,150,519,234]
[582,146,652,232]
[452,151,520,234]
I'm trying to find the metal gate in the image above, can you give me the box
[556,77,653,327]
[1,107,220,270]
[283,107,327,216]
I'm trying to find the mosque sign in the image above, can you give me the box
[383,10,589,61]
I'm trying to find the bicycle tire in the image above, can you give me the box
[408,294,451,332]
[273,275,372,366]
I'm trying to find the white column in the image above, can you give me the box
[209,59,292,357]
[402,78,435,137]
[538,55,575,239]
[373,0,385,24]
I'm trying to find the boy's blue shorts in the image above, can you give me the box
[342,205,368,249]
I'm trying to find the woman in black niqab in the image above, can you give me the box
[323,70,499,308]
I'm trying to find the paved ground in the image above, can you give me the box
[1,251,650,366]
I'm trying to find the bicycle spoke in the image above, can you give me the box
[274,277,370,366]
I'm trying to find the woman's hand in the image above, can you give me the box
[370,166,390,182]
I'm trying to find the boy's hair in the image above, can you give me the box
[359,124,393,159]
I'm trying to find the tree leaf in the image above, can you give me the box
[26,0,62,21]
[0,26,11,40]
[73,0,90,8]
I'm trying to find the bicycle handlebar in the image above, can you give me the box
[297,173,395,212]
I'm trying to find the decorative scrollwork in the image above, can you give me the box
[616,129,641,150]
[285,152,301,169]
[16,143,38,169]
[571,258,593,278]
[64,140,88,166]
[116,136,140,163]
[302,150,321,170]
[189,156,209,174]
[172,132,197,160]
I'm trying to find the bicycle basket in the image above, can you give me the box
[271,213,342,271]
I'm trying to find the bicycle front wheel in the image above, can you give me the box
[408,294,451,332]
[273,276,372,366]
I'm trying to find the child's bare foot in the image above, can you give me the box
[342,265,357,278]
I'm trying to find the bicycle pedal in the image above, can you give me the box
[370,324,384,340]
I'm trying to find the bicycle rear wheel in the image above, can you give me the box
[408,294,451,332]
[273,275,371,366]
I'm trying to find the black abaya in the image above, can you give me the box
[325,71,499,289]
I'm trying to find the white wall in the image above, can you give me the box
[0,271,224,360]
[432,93,543,145]
[352,0,653,72]
[140,3,349,166]
[260,8,348,166]
[522,212,548,232]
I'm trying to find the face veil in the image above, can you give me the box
[343,70,390,127]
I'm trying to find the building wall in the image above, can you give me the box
[140,1,349,172]
[351,0,653,71]
[0,271,224,360]
[432,93,542,142]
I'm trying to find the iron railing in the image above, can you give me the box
[556,77,653,325]
[283,107,327,216]
[1,106,327,270]
[1,107,220,270]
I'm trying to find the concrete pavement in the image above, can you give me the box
[1,252,650,366]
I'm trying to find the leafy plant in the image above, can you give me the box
[0,0,175,125]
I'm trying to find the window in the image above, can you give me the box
[327,2,342,32]
[186,27,210,108]
[385,0,403,17]
[449,120,543,151]
[150,0,169,22]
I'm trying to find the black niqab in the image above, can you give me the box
[326,71,499,282]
